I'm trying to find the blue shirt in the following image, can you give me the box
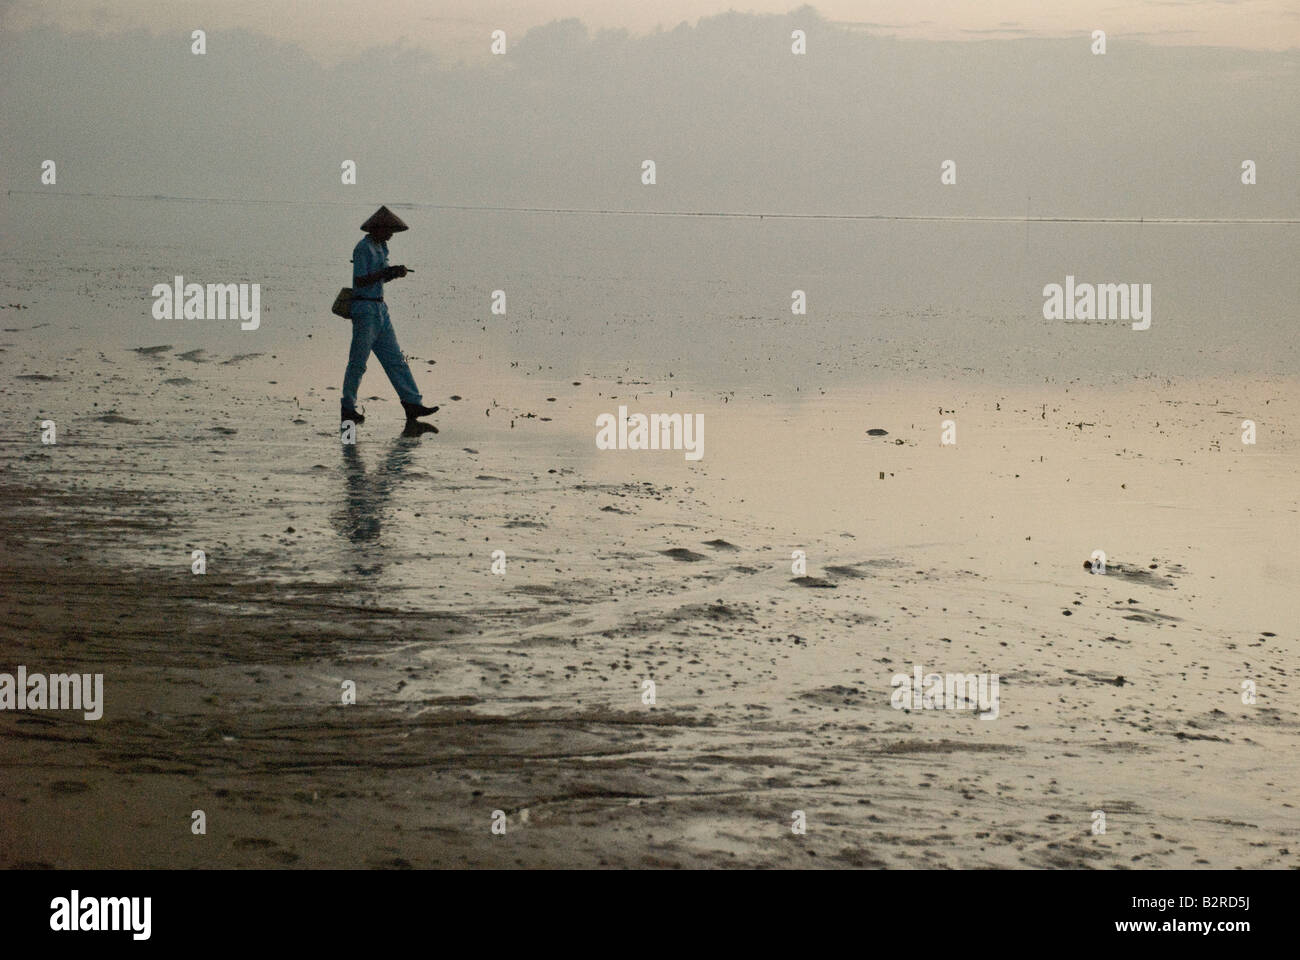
[351,236,387,299]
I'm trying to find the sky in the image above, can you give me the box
[4,4,1297,217]
[2,0,1299,64]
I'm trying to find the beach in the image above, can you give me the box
[2,231,1297,869]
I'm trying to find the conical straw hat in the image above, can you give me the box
[360,205,409,232]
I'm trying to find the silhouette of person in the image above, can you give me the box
[341,206,439,426]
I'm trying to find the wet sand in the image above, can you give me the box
[2,329,1297,868]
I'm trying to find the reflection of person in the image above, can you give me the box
[332,423,435,575]
[341,206,439,426]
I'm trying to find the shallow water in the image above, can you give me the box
[4,194,1298,393]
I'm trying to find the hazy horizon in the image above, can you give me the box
[4,0,1299,62]
[2,9,1297,221]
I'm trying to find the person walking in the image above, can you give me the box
[341,205,438,425]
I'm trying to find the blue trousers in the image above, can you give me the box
[342,301,423,408]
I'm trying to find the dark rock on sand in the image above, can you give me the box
[661,547,708,562]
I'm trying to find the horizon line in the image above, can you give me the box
[8,190,1299,225]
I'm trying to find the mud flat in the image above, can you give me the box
[1,334,1297,869]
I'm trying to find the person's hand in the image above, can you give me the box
[391,265,409,279]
